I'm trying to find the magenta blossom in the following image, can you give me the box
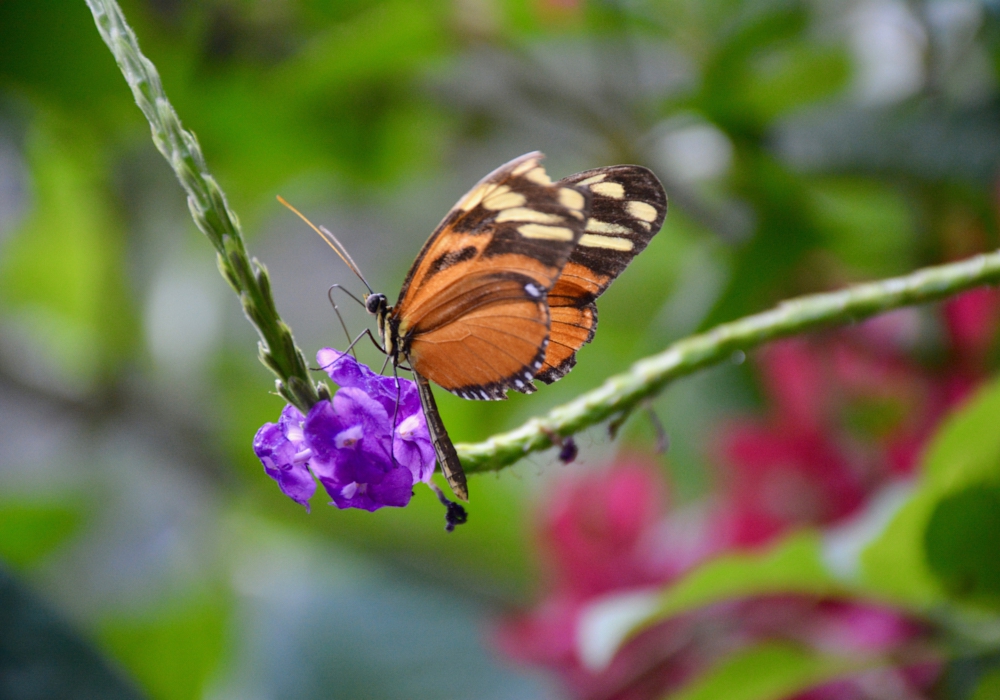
[253,349,435,512]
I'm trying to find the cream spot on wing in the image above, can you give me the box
[458,183,491,211]
[579,233,634,251]
[559,187,587,209]
[512,158,539,175]
[518,224,575,241]
[559,188,585,210]
[484,185,528,210]
[591,181,625,199]
[627,200,658,222]
[495,207,564,224]
[577,173,607,186]
[585,218,631,234]
[524,167,551,185]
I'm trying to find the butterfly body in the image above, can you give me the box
[365,152,666,502]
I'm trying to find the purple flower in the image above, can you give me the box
[253,348,435,512]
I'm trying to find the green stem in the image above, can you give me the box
[85,0,321,413]
[456,250,1000,473]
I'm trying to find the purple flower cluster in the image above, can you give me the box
[253,348,435,512]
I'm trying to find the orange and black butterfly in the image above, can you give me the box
[289,152,666,502]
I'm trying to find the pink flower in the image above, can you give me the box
[943,286,1000,366]
[717,424,868,546]
[496,460,724,694]
[542,460,670,598]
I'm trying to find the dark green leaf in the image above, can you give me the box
[925,485,1000,606]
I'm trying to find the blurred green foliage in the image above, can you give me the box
[926,484,1000,606]
[0,499,84,568]
[100,595,228,700]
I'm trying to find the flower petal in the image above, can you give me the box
[327,465,415,511]
[253,421,316,510]
[394,412,435,483]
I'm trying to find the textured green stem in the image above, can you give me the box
[86,0,321,413]
[456,250,1000,473]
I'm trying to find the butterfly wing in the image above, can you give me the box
[535,165,668,384]
[392,152,591,400]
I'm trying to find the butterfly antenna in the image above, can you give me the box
[318,225,371,292]
[276,195,375,294]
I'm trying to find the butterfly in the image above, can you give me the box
[291,152,667,502]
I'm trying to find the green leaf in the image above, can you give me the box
[666,642,862,700]
[100,595,228,700]
[807,178,915,278]
[861,375,1000,608]
[651,533,841,621]
[922,376,1000,490]
[972,668,1000,700]
[0,500,84,568]
[858,488,945,607]
[741,44,850,123]
[925,484,1000,606]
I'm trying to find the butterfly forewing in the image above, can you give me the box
[393,153,590,400]
[536,165,668,384]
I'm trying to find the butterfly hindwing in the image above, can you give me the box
[406,271,550,400]
[393,153,591,400]
[536,165,668,384]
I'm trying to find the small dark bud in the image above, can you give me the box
[558,437,578,464]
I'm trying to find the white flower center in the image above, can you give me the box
[396,413,421,439]
[335,424,364,449]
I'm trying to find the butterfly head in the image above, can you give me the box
[365,292,388,317]
[366,292,398,360]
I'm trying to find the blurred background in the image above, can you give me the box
[2,0,1000,698]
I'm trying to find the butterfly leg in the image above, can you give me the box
[413,371,468,501]
[389,363,401,469]
[316,328,383,373]
[428,482,468,532]
[327,284,361,358]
